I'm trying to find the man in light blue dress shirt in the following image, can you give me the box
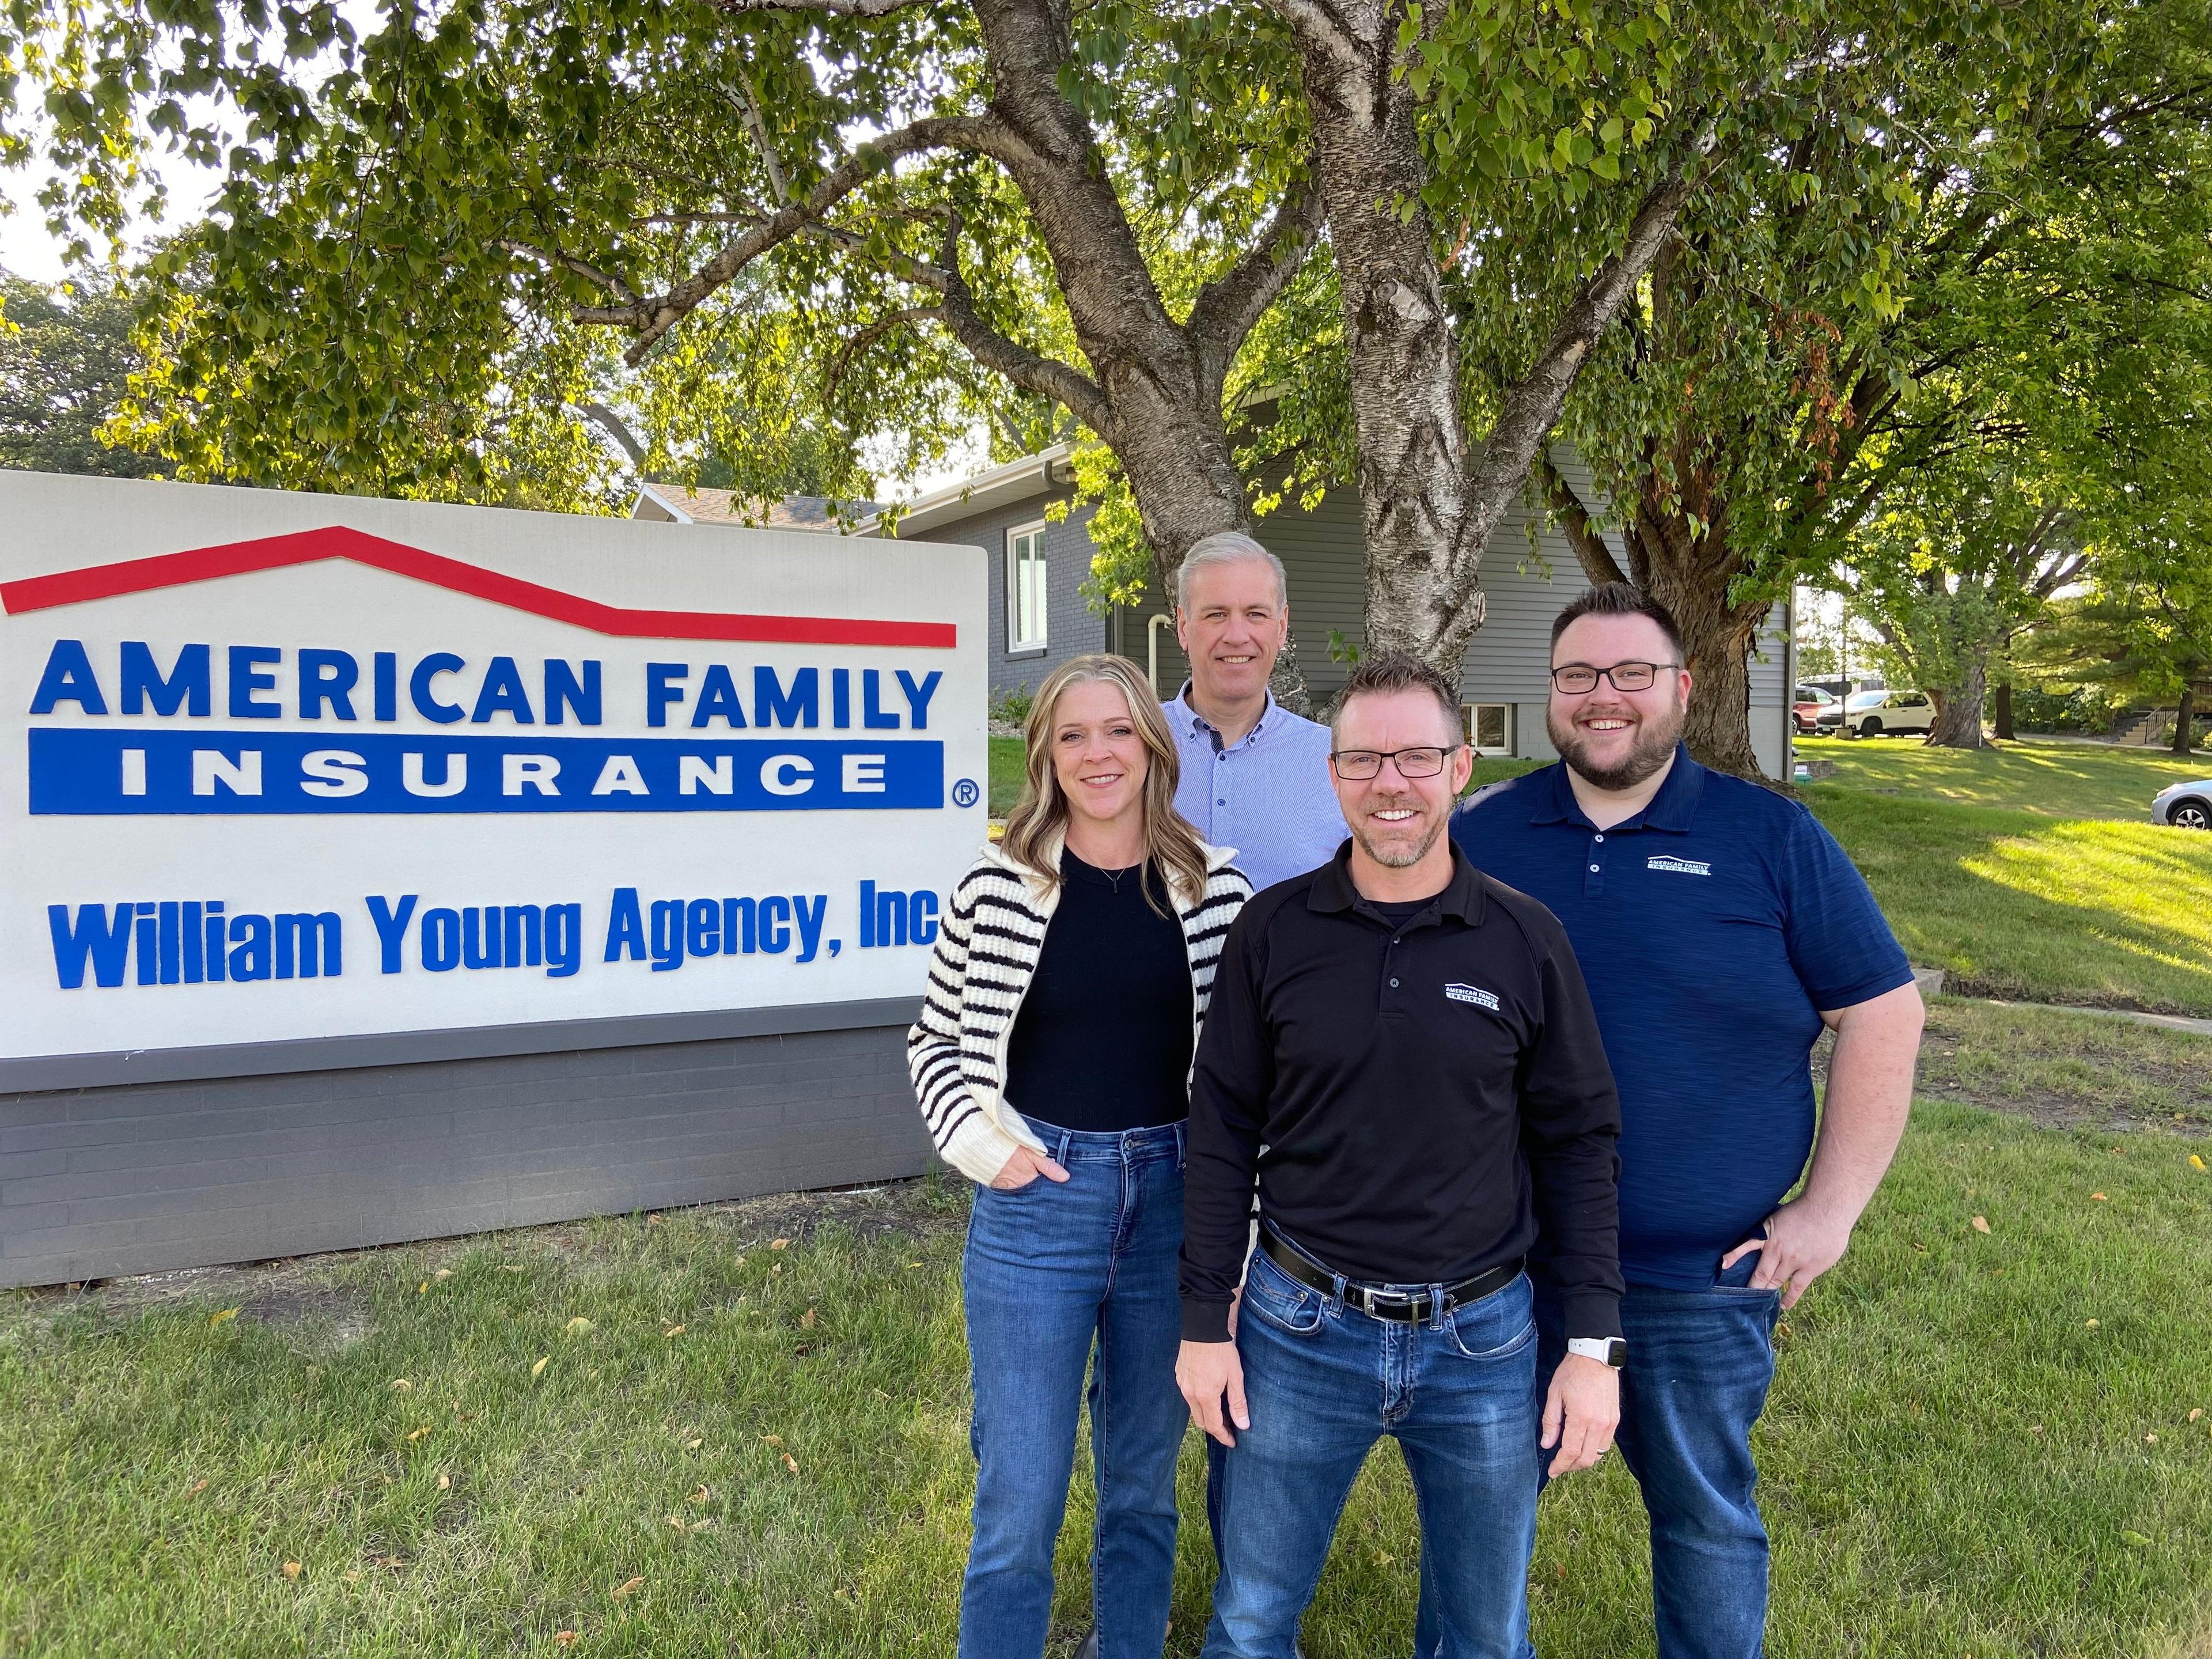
[1162,532,1345,895]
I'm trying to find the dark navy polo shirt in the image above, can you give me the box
[1452,747,1912,1290]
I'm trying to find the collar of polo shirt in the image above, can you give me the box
[1305,842,1487,925]
[1529,741,1706,833]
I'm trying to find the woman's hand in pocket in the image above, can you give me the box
[990,1146,1071,1191]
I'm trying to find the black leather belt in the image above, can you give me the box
[1261,1232,1522,1324]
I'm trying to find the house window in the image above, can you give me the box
[1006,522,1048,652]
[1463,702,1513,757]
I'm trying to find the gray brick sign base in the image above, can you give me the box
[0,1000,933,1290]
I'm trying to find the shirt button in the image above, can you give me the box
[1594,834,1604,843]
[1389,978,1399,987]
[1589,863,1601,873]
[1217,798,1226,806]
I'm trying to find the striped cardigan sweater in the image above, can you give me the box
[908,831,1252,1184]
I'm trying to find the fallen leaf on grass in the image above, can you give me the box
[553,1634,578,1649]
[437,1473,451,1491]
[770,1238,789,1251]
[689,1519,712,1533]
[406,1426,431,1442]
[2191,1155,2207,1172]
[761,1434,785,1447]
[2091,1192,2107,1202]
[684,1437,703,1450]
[687,1485,709,1503]
[434,1268,453,1281]
[343,1570,362,1584]
[282,1562,302,1581]
[2145,1432,2159,1444]
[647,1214,663,1225]
[391,1378,413,1392]
[2191,1408,2203,1423]
[666,1515,685,1531]
[2028,1425,2044,1435]
[532,1356,550,1377]
[611,1577,645,1600]
[184,1479,208,1497]
[417,1281,428,1295]
[566,1317,594,1336]
[662,1325,685,1338]
[2086,1319,2101,1329]
[208,1308,239,1327]
[782,1453,800,1475]
[1970,1215,1990,1234]
[800,1308,817,1330]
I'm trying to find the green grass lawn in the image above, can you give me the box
[1796,733,2207,821]
[1808,781,2212,1017]
[6,1043,2211,1658]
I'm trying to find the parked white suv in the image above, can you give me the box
[2152,778,2212,830]
[1816,689,1936,737]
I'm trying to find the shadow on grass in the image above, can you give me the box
[1810,790,2212,1016]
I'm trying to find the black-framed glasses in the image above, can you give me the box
[1550,660,1680,694]
[1329,744,1461,781]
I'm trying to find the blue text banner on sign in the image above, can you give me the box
[29,729,946,814]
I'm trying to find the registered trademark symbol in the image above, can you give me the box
[950,778,980,808]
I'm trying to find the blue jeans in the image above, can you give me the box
[1202,1247,1543,1659]
[1412,1255,1782,1659]
[960,1118,1189,1659]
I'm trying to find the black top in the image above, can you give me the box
[1181,844,1624,1341]
[1003,849,1196,1134]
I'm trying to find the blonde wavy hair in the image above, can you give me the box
[1001,654,1209,914]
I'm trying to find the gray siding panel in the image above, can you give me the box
[916,491,1108,699]
[0,1025,933,1287]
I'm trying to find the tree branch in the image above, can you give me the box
[713,0,929,14]
[930,213,1109,430]
[824,304,942,399]
[720,72,792,204]
[510,114,1002,364]
[498,239,641,306]
[1536,451,1630,585]
[1185,169,1327,384]
[1454,132,1719,571]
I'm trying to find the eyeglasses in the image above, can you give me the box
[1550,661,1681,694]
[1329,745,1461,780]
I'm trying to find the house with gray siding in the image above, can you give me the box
[863,447,1798,780]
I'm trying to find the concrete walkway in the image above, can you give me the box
[1913,966,2212,1037]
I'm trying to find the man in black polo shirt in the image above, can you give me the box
[1177,653,1626,1659]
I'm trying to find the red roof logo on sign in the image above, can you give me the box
[0,524,956,649]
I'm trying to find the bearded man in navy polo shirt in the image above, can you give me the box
[1435,583,1925,1659]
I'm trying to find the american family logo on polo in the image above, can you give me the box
[1444,982,1501,1012]
[10,527,960,817]
[1646,855,1713,876]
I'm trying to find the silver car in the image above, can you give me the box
[2153,777,2212,830]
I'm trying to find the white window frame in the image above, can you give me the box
[1463,701,1514,757]
[1005,520,1049,654]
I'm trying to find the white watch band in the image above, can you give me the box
[1566,1336,1622,1365]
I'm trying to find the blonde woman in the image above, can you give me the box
[910,653,1252,1659]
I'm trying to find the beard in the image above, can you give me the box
[1549,690,1686,791]
[1349,798,1446,869]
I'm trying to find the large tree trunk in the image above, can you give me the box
[2176,683,2197,756]
[1270,1,1709,691]
[1993,680,2014,741]
[1643,550,1770,778]
[1926,653,1990,748]
[1544,453,1773,779]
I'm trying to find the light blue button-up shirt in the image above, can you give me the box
[1164,685,1345,893]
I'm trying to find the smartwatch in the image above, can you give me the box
[1566,1336,1627,1369]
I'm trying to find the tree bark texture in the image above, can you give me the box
[1925,652,1990,748]
[2176,683,2197,756]
[1542,450,1774,779]
[1271,1,1705,694]
[1993,679,2014,741]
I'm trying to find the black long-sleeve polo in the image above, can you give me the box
[1181,844,1624,1342]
